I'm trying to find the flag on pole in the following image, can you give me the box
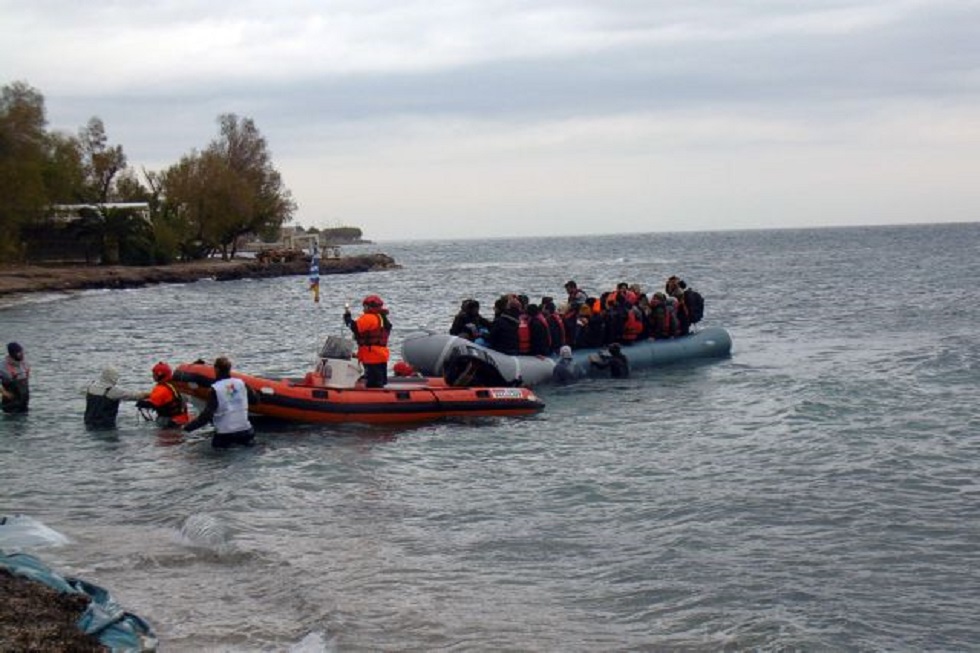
[308,241,320,303]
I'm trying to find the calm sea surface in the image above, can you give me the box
[2,223,979,651]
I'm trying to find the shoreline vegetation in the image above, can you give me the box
[0,253,399,298]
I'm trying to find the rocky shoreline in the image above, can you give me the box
[0,253,399,297]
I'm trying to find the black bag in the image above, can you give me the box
[685,288,705,324]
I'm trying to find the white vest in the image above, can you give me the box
[212,377,252,434]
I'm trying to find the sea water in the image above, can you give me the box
[1,223,979,651]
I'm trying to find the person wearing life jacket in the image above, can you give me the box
[0,342,30,414]
[648,292,676,340]
[488,295,521,355]
[614,282,637,307]
[588,342,630,378]
[183,356,256,448]
[678,279,705,332]
[621,304,645,344]
[82,366,148,428]
[564,280,587,311]
[583,301,606,348]
[526,303,552,356]
[516,313,531,354]
[603,290,628,345]
[136,361,190,426]
[344,294,392,388]
[665,296,683,337]
[670,285,691,336]
[540,297,567,354]
[634,294,653,341]
[552,345,582,385]
[449,299,491,341]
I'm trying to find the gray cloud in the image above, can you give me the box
[5,0,980,238]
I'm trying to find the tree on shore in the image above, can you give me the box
[0,82,49,261]
[162,114,296,260]
[78,117,127,204]
[1,81,299,265]
[0,81,142,264]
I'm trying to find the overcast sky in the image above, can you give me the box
[3,1,979,240]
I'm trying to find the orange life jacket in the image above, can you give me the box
[547,312,566,348]
[355,312,390,364]
[149,382,189,423]
[517,314,531,354]
[622,308,644,342]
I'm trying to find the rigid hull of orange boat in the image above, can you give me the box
[172,364,544,425]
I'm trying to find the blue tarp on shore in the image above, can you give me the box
[1,515,157,652]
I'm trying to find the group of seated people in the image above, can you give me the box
[449,276,705,356]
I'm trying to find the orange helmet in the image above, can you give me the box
[362,294,384,308]
[152,361,172,382]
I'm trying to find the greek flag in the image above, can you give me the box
[308,241,320,303]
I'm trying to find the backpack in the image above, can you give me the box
[685,288,704,324]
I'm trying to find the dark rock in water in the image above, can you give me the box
[0,569,105,652]
[0,253,400,296]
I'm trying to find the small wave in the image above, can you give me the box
[289,631,334,653]
[175,513,235,555]
[0,514,71,549]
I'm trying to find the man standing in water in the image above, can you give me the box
[183,357,256,448]
[0,342,30,413]
[82,367,148,428]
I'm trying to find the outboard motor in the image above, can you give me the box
[316,335,362,388]
[443,344,514,387]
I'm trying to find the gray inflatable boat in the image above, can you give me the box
[402,326,733,386]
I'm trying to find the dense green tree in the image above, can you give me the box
[114,168,151,203]
[162,114,296,260]
[0,81,49,261]
[3,83,299,265]
[202,114,296,259]
[141,169,182,264]
[42,131,86,203]
[99,205,154,265]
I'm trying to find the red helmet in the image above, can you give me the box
[152,361,172,382]
[393,361,415,377]
[362,294,384,308]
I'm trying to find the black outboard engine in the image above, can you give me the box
[319,335,355,359]
[443,344,515,387]
[315,335,361,388]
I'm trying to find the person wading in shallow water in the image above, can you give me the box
[136,361,190,427]
[0,342,30,414]
[183,356,257,449]
[588,342,630,378]
[82,366,148,428]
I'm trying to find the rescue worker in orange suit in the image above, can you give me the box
[136,361,190,426]
[344,295,393,388]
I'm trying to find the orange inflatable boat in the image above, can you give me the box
[170,362,544,426]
